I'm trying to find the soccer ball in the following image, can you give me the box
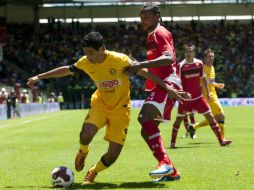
[51,166,74,188]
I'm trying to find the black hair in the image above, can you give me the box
[184,42,196,51]
[141,2,160,15]
[141,2,163,24]
[81,31,104,51]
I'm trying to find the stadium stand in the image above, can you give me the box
[0,0,254,109]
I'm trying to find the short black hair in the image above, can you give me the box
[184,42,196,51]
[81,31,104,51]
[141,2,160,15]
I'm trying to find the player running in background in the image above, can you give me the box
[27,31,185,185]
[125,2,190,182]
[170,43,232,148]
[191,49,227,139]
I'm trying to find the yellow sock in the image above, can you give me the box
[80,144,89,153]
[90,161,108,174]
[194,120,209,129]
[218,123,225,139]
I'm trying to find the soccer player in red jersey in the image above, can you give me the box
[125,2,187,182]
[170,43,232,148]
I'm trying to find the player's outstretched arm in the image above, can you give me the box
[27,66,72,88]
[137,68,190,103]
[213,82,225,89]
[124,54,174,74]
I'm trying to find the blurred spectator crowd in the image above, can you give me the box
[1,20,254,101]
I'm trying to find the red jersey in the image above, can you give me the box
[0,92,8,104]
[146,24,180,91]
[178,58,205,100]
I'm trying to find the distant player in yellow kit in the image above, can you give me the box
[27,31,186,185]
[191,49,227,139]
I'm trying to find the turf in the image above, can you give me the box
[0,106,253,190]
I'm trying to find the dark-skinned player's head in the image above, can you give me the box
[140,2,161,32]
[81,32,106,63]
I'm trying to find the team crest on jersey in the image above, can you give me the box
[109,68,116,75]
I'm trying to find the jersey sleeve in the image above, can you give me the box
[155,30,174,56]
[69,56,87,73]
[121,54,130,67]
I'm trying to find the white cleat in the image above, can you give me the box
[149,164,174,178]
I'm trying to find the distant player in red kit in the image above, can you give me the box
[125,2,189,182]
[170,43,232,148]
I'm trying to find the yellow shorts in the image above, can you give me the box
[84,106,130,145]
[208,98,224,116]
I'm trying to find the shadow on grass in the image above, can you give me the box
[167,142,215,149]
[72,181,166,189]
[5,185,52,189]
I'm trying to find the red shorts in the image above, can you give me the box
[178,97,211,116]
[144,82,181,121]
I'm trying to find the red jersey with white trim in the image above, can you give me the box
[178,58,204,100]
[146,24,180,91]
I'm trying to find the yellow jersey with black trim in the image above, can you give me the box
[202,64,218,100]
[75,50,130,112]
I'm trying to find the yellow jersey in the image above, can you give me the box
[75,50,130,113]
[202,64,218,100]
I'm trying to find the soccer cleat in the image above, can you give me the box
[189,125,196,139]
[170,142,176,149]
[82,170,97,185]
[220,139,232,146]
[75,149,88,172]
[153,171,181,182]
[149,163,174,178]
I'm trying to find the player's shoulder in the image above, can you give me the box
[178,59,186,67]
[77,55,88,64]
[193,58,203,64]
[107,50,128,61]
[155,25,172,37]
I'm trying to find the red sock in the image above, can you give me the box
[165,154,178,175]
[142,121,171,165]
[210,123,223,143]
[183,116,189,131]
[190,114,195,124]
[171,124,180,144]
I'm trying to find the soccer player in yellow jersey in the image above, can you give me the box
[27,31,186,185]
[191,49,228,139]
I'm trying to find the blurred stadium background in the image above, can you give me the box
[0,0,254,118]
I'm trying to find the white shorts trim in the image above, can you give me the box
[144,93,168,118]
[201,109,211,115]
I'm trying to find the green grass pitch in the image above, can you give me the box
[0,106,253,190]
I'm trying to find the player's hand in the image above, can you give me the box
[27,76,39,88]
[166,86,191,104]
[217,83,225,89]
